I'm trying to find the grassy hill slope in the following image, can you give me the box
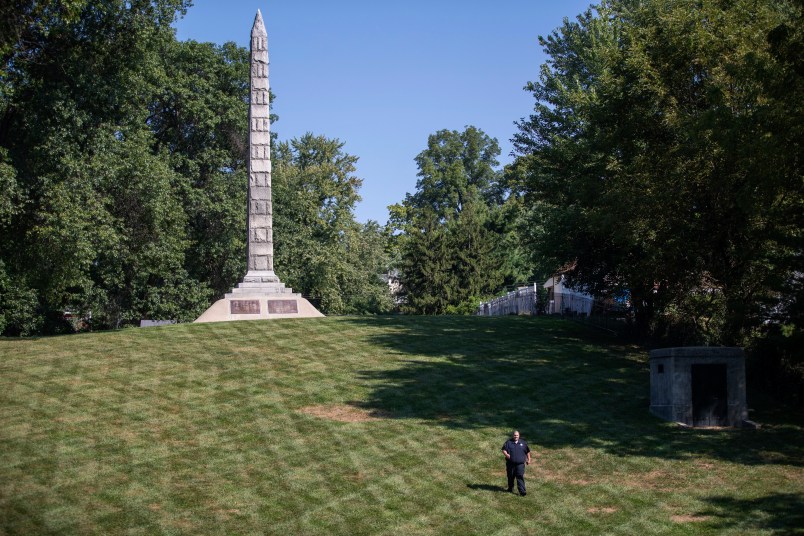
[1,316,802,535]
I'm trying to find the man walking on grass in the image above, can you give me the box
[502,430,531,496]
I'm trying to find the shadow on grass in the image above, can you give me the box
[697,493,804,534]
[466,483,509,493]
[341,315,804,467]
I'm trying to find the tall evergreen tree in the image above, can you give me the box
[392,127,517,314]
[273,134,393,315]
[396,209,455,315]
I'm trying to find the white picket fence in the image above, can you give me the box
[544,292,594,316]
[476,284,539,316]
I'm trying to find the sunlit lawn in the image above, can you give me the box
[1,316,802,535]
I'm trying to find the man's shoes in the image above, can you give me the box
[520,492,527,497]
[507,488,514,493]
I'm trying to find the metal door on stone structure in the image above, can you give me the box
[691,364,728,426]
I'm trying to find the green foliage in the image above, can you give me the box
[0,1,391,334]
[397,210,455,314]
[0,261,41,336]
[393,127,530,314]
[273,134,393,315]
[514,0,804,348]
[339,221,396,314]
[0,0,208,330]
[444,295,483,315]
[147,39,253,299]
[409,126,501,218]
[0,149,20,226]
[0,1,93,77]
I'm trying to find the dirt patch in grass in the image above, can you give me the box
[671,515,711,523]
[299,404,390,422]
[620,470,674,491]
[206,501,242,520]
[587,507,618,514]
[168,517,197,531]
[537,468,592,486]
[345,471,366,482]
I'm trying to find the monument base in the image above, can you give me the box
[194,294,324,323]
[242,270,281,283]
[195,275,324,323]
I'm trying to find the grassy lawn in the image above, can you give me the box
[1,316,802,535]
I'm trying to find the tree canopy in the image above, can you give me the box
[390,127,531,314]
[0,0,392,334]
[513,0,803,352]
[273,134,394,315]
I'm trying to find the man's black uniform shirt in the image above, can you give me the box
[502,438,530,464]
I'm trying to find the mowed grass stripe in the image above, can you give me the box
[1,316,803,535]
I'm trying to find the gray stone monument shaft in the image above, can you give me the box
[245,10,277,283]
[194,9,324,320]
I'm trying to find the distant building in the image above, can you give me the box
[382,270,404,305]
[544,275,593,316]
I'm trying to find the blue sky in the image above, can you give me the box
[174,1,593,223]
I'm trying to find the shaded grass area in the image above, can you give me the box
[1,316,802,535]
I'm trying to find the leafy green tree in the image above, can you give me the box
[514,0,803,348]
[408,126,501,219]
[0,1,89,77]
[338,221,396,314]
[392,127,522,314]
[0,0,393,333]
[0,0,205,331]
[147,39,254,298]
[0,259,41,336]
[273,134,393,314]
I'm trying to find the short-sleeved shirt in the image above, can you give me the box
[502,439,530,464]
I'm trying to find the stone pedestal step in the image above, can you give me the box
[234,282,289,290]
[223,278,297,299]
[225,287,298,298]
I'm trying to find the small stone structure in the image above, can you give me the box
[649,347,747,427]
[195,10,323,323]
[140,320,176,327]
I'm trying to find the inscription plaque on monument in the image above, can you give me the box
[267,300,298,314]
[230,300,261,314]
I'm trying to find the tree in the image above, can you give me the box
[396,209,455,315]
[0,0,392,333]
[514,0,803,349]
[147,39,253,299]
[392,127,520,314]
[273,134,393,314]
[0,0,207,331]
[408,126,501,219]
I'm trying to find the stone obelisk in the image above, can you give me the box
[244,9,277,285]
[195,10,323,322]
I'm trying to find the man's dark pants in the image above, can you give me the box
[506,461,526,494]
